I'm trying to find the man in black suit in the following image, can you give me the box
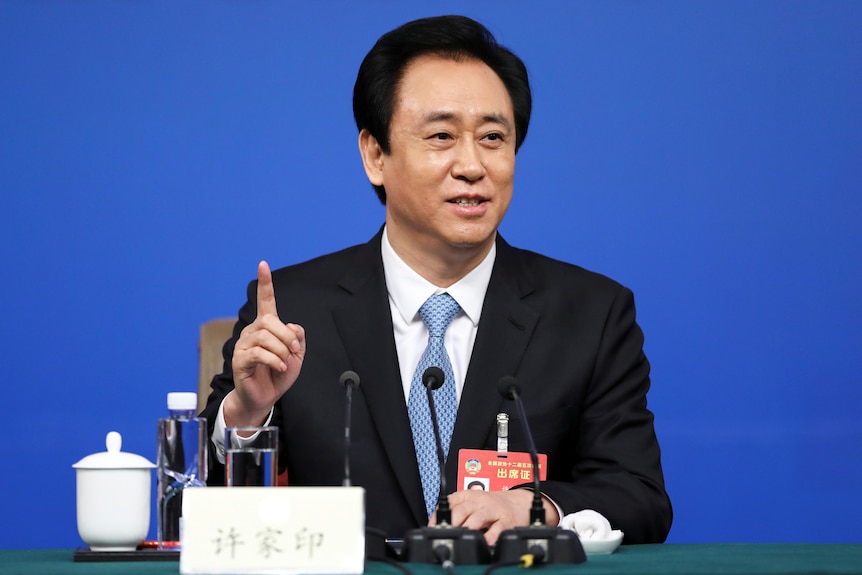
[202,15,672,545]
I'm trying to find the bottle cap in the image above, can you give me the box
[167,392,197,411]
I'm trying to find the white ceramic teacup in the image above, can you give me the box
[73,431,156,551]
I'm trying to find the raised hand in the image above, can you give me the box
[224,261,306,427]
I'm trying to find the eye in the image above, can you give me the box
[482,132,507,147]
[432,133,452,141]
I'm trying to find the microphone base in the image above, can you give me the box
[402,526,491,564]
[494,526,586,564]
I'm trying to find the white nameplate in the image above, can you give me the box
[180,487,365,575]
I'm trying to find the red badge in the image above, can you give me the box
[457,449,547,492]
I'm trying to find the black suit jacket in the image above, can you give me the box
[202,230,672,543]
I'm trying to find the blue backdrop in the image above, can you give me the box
[2,0,860,549]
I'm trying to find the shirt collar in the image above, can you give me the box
[381,226,496,327]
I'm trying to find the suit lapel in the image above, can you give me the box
[330,231,427,525]
[448,237,540,485]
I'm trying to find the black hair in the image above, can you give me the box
[353,15,532,204]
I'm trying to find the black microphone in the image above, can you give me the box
[402,367,490,565]
[422,366,445,391]
[421,366,450,524]
[339,370,360,487]
[497,376,545,525]
[338,371,395,562]
[493,376,586,565]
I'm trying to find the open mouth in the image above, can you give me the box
[449,198,485,206]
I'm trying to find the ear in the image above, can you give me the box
[358,129,385,187]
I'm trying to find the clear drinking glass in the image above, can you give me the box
[224,426,279,487]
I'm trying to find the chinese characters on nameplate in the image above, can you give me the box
[180,487,365,575]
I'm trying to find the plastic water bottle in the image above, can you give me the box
[156,392,207,549]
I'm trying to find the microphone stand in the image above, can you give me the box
[341,371,357,488]
[401,367,491,565]
[338,370,393,561]
[493,376,586,565]
[426,377,451,524]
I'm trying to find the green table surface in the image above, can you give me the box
[2,545,861,575]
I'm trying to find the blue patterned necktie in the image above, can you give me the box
[407,292,461,518]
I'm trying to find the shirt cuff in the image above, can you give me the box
[545,493,565,527]
[512,485,564,527]
[211,391,275,464]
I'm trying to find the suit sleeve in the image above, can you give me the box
[539,285,672,543]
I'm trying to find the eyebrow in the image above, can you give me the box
[422,111,513,131]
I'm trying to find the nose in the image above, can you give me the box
[451,138,486,182]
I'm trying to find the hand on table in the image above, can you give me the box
[429,488,560,546]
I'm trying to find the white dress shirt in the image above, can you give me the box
[381,227,495,403]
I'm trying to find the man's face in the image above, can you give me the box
[362,55,516,268]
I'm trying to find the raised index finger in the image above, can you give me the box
[256,260,278,318]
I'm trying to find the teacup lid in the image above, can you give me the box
[73,431,156,469]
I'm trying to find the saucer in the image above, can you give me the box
[580,530,623,555]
